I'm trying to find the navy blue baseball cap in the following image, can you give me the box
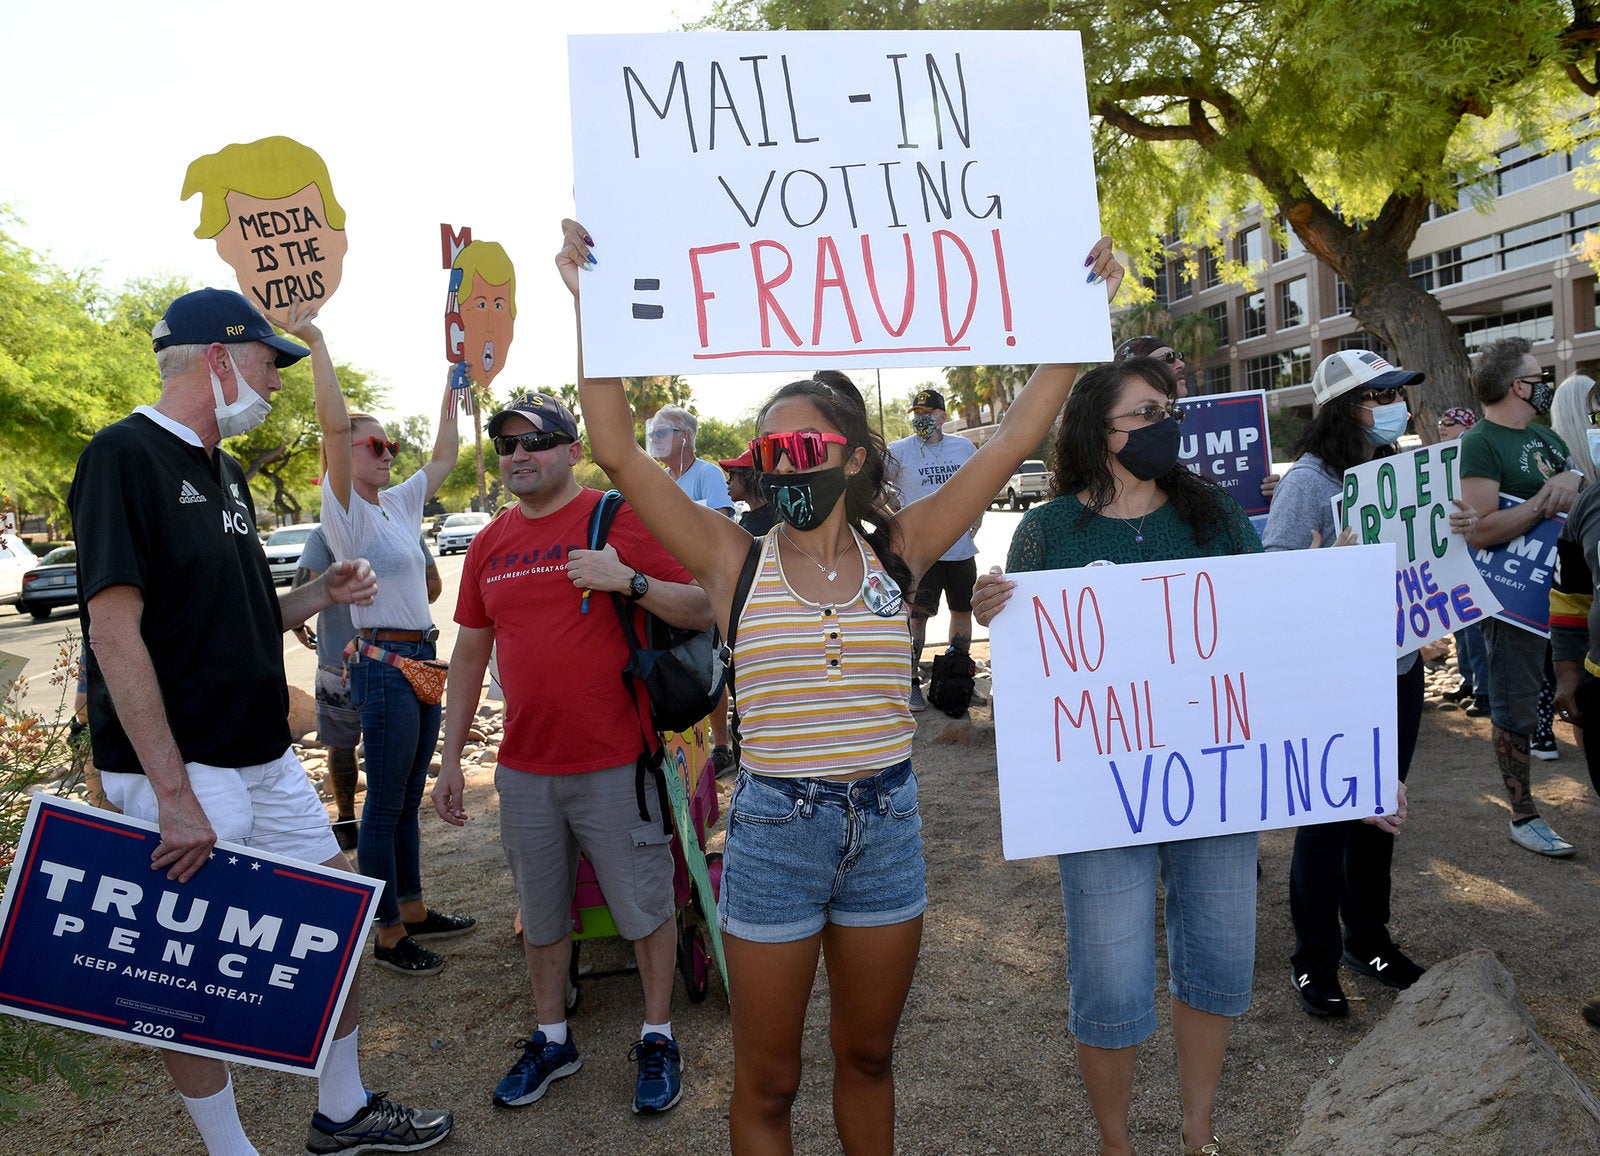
[150,288,310,367]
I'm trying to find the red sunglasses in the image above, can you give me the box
[748,431,849,472]
[353,436,399,458]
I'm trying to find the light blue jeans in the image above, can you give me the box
[1057,831,1258,1049]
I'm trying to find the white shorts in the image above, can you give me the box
[100,747,342,866]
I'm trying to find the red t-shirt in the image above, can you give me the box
[455,489,695,775]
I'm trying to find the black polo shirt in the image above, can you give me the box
[69,412,291,774]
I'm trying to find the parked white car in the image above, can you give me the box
[0,531,38,610]
[262,523,321,585]
[435,512,491,555]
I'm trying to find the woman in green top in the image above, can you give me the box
[973,358,1260,1156]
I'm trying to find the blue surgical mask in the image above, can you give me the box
[1363,401,1410,446]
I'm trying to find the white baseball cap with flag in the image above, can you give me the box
[1311,349,1425,406]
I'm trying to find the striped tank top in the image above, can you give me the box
[732,529,915,778]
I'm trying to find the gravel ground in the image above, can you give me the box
[11,650,1600,1154]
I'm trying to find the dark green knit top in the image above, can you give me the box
[1006,493,1262,573]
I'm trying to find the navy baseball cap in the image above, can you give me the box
[487,394,580,442]
[150,288,309,367]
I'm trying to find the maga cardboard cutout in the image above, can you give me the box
[184,136,349,326]
[441,226,516,416]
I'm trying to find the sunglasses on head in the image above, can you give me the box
[493,431,574,456]
[748,431,850,472]
[1357,387,1406,405]
[353,436,399,458]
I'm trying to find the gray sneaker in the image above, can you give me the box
[305,1091,452,1154]
[908,682,928,713]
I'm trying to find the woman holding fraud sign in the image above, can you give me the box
[971,356,1262,1156]
[559,218,1123,1153]
[288,304,477,976]
[1262,350,1477,1020]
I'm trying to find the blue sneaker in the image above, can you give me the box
[492,1031,582,1108]
[629,1033,683,1114]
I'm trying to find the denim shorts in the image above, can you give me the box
[1057,831,1258,1050]
[718,760,927,943]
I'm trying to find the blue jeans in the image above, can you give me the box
[1057,831,1258,1049]
[1455,624,1489,695]
[718,761,927,943]
[350,639,441,927]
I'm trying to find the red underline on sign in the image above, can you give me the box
[693,346,971,360]
[184,1032,315,1063]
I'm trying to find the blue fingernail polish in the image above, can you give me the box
[1086,271,1099,284]
[589,253,599,265]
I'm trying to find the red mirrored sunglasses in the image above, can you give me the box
[747,431,850,472]
[353,436,399,458]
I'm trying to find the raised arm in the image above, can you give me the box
[283,302,353,512]
[419,370,462,499]
[557,220,751,607]
[892,238,1124,578]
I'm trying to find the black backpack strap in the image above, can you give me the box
[721,534,766,755]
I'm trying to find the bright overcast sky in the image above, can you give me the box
[1,0,938,429]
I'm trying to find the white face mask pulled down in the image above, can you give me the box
[210,361,272,439]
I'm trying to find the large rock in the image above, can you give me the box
[1288,950,1600,1153]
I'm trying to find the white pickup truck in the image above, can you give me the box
[995,459,1049,510]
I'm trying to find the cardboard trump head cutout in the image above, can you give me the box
[183,136,349,326]
[450,240,516,388]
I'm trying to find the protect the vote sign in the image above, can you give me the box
[1339,443,1503,657]
[0,795,379,1076]
[1175,390,1272,518]
[989,548,1398,859]
[569,31,1110,376]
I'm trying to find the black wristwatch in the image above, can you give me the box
[628,571,650,600]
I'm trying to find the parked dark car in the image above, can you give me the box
[18,545,76,621]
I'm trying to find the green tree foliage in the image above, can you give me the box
[695,413,759,462]
[0,221,174,525]
[704,0,1600,434]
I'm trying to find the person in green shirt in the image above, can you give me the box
[1459,336,1581,857]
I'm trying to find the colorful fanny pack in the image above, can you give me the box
[342,638,449,705]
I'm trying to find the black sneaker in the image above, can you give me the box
[333,817,359,852]
[1582,996,1600,1028]
[404,909,477,941]
[1291,964,1348,1017]
[711,745,735,780]
[374,936,444,976]
[1465,695,1491,717]
[1343,943,1426,990]
[304,1090,452,1154]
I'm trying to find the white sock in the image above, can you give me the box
[181,1076,259,1156]
[538,1020,568,1045]
[641,1020,673,1040]
[317,1028,369,1123]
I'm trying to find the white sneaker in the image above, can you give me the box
[1508,817,1575,857]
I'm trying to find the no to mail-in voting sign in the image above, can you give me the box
[990,548,1399,860]
[569,31,1110,376]
[0,795,379,1076]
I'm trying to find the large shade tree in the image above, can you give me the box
[705,0,1600,435]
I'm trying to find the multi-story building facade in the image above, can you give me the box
[1141,137,1600,457]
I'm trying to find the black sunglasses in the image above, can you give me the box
[1357,387,1406,405]
[493,431,574,456]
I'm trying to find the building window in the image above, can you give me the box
[1278,277,1307,329]
[1239,226,1264,268]
[1142,253,1170,307]
[1204,365,1231,395]
[1242,291,1267,340]
[1244,346,1311,391]
[1201,249,1221,290]
[1455,304,1555,354]
[1274,219,1305,261]
[1408,256,1434,293]
[1423,204,1600,288]
[1334,275,1354,315]
[1206,302,1229,346]
[1496,142,1569,195]
[1173,260,1193,301]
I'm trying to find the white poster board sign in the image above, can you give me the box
[1338,443,1503,657]
[569,31,1110,376]
[990,548,1398,859]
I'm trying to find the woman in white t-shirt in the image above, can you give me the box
[292,307,476,976]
